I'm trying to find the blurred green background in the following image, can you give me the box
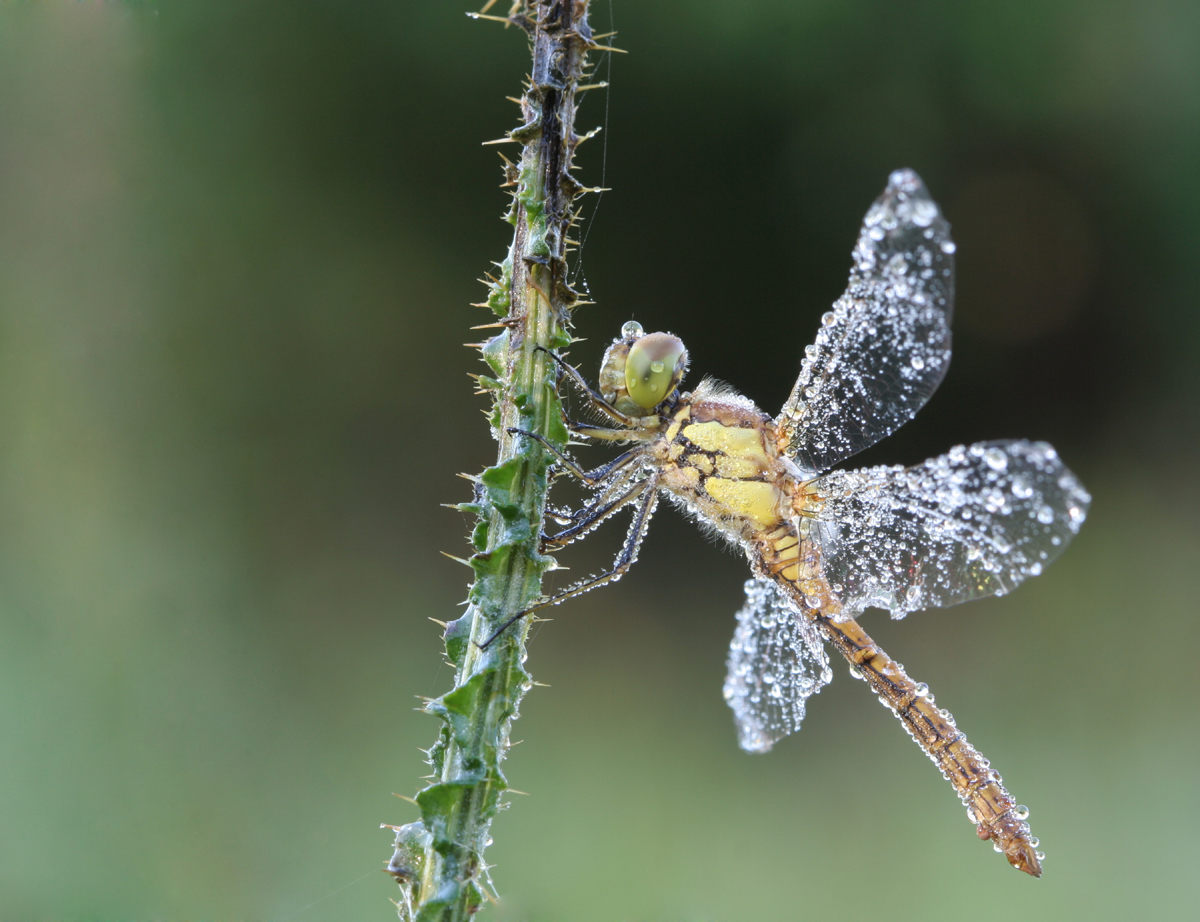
[1,1,1197,919]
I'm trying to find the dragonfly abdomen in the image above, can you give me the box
[817,614,1044,877]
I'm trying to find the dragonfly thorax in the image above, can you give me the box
[599,322,689,416]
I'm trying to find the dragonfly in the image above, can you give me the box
[489,169,1090,877]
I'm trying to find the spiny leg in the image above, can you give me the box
[542,474,648,549]
[478,475,660,649]
[571,423,656,442]
[546,463,639,529]
[507,427,643,486]
[535,345,638,428]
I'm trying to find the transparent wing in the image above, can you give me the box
[810,440,1091,619]
[723,578,832,753]
[777,169,955,475]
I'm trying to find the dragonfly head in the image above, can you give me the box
[599,321,689,417]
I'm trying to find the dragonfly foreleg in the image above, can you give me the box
[570,422,657,442]
[534,345,638,428]
[477,475,660,649]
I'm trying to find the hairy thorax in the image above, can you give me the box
[649,385,837,612]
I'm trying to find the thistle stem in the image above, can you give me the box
[387,4,596,919]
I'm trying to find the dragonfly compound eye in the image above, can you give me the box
[624,332,687,410]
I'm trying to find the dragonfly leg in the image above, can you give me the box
[541,474,647,549]
[507,428,644,486]
[570,422,656,442]
[478,476,660,649]
[535,345,638,428]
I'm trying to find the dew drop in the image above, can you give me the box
[1014,805,1030,820]
[621,320,644,339]
[984,447,1008,471]
[1029,837,1040,848]
[911,354,925,371]
[914,682,929,697]
[940,240,956,254]
[911,198,938,227]
[966,808,977,823]
[650,360,665,373]
[1037,505,1055,525]
[1035,851,1046,861]
[1011,474,1033,499]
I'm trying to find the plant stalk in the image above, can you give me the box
[387,3,596,920]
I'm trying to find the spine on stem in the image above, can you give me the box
[387,4,598,920]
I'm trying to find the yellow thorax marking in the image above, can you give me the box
[714,455,763,479]
[702,478,783,528]
[681,421,769,466]
[664,405,691,442]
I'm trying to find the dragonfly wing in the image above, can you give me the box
[810,440,1091,618]
[777,169,955,475]
[723,577,832,753]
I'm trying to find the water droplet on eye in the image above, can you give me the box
[914,682,929,697]
[940,240,956,254]
[910,354,925,371]
[1028,562,1042,576]
[1037,505,1055,525]
[1068,505,1085,524]
[984,447,1008,471]
[1011,474,1033,498]
[1013,805,1030,820]
[621,320,644,339]
[650,360,665,373]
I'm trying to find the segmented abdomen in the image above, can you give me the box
[754,526,1044,877]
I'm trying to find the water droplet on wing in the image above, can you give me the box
[984,447,1008,471]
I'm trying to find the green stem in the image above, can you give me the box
[388,4,596,920]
